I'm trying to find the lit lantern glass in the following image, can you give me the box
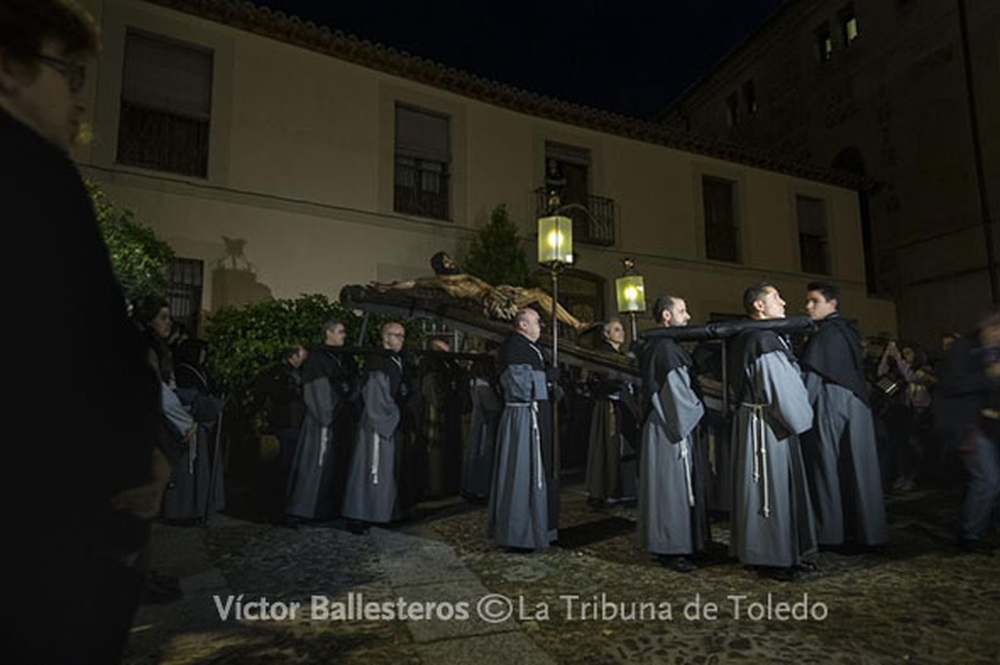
[615,273,646,313]
[537,214,574,264]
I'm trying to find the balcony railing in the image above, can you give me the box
[534,188,615,246]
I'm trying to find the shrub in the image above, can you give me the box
[86,180,174,302]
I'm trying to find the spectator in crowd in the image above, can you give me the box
[163,338,225,522]
[936,311,1000,554]
[5,3,167,657]
[879,341,934,491]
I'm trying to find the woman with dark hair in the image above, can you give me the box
[134,296,175,386]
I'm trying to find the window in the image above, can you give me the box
[702,177,740,263]
[117,30,213,177]
[394,104,450,220]
[797,195,829,274]
[815,22,833,61]
[742,79,757,116]
[543,142,612,244]
[839,4,859,45]
[167,258,204,335]
[725,92,739,128]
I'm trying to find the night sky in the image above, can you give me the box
[260,0,788,119]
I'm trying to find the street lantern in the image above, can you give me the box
[537,195,575,480]
[537,212,574,264]
[615,257,646,344]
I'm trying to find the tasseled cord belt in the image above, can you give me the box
[741,402,770,518]
[506,402,544,490]
[678,437,695,508]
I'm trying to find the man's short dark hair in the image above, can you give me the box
[807,280,840,306]
[743,282,774,316]
[652,295,676,323]
[323,318,343,334]
[0,1,99,63]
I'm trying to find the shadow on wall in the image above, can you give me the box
[212,235,273,310]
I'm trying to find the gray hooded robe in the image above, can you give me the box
[727,328,818,567]
[637,337,708,555]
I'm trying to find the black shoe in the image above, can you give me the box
[504,546,537,554]
[659,555,698,573]
[795,560,819,573]
[758,566,797,582]
[958,538,996,555]
[345,520,370,535]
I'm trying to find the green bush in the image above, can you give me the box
[463,204,536,287]
[87,180,174,302]
[204,293,421,433]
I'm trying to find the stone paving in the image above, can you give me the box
[125,483,1000,665]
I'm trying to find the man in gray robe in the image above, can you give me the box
[342,322,409,525]
[586,318,639,505]
[728,283,818,582]
[487,308,559,550]
[461,354,502,502]
[286,319,358,521]
[800,281,887,549]
[637,295,707,572]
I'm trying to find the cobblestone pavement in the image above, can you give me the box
[126,482,999,665]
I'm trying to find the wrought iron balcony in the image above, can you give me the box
[534,188,615,247]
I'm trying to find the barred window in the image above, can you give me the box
[117,30,213,177]
[394,105,450,220]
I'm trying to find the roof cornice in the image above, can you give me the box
[142,0,872,190]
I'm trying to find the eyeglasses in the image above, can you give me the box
[35,54,86,93]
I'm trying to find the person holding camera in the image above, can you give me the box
[878,340,933,491]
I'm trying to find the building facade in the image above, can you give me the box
[74,0,897,338]
[664,0,999,344]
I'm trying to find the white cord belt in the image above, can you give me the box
[741,402,770,518]
[679,437,694,507]
[319,426,329,468]
[187,434,197,475]
[506,401,544,489]
[370,432,380,485]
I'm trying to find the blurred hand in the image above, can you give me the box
[986,362,1000,380]
[110,448,172,519]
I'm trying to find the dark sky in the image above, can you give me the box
[260,0,788,119]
